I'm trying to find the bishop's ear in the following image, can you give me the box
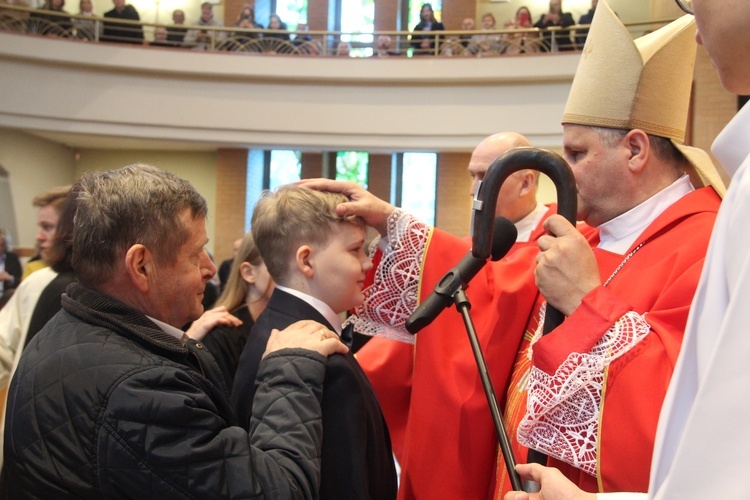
[625,129,649,173]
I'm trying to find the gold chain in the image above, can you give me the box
[602,242,644,287]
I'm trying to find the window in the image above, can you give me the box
[272,0,307,31]
[246,150,436,230]
[340,0,374,57]
[245,149,301,232]
[398,152,436,225]
[268,150,302,190]
[245,149,265,232]
[336,151,368,187]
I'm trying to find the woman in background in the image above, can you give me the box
[265,13,290,41]
[411,3,444,55]
[198,232,275,390]
[504,5,538,54]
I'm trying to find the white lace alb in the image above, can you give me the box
[517,248,651,476]
[344,209,431,344]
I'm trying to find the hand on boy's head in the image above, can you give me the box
[297,178,395,235]
[263,320,349,358]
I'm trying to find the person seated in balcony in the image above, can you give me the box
[504,5,539,54]
[72,0,96,40]
[234,4,263,30]
[225,5,261,49]
[265,13,290,41]
[223,18,258,51]
[292,23,320,54]
[150,25,172,47]
[411,2,444,55]
[29,0,72,36]
[184,2,226,50]
[372,35,399,57]
[533,0,575,51]
[166,9,187,45]
[292,22,312,45]
[335,39,351,57]
[458,17,475,48]
[472,13,505,54]
[101,0,143,44]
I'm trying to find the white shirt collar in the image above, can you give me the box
[515,202,547,243]
[147,315,187,343]
[712,102,750,179]
[597,175,694,255]
[275,284,343,335]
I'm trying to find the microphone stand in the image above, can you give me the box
[453,288,523,492]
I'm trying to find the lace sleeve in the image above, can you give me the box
[517,305,651,476]
[343,209,432,344]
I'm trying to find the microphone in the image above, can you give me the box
[405,217,518,334]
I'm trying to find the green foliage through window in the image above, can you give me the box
[336,151,369,188]
[275,0,308,31]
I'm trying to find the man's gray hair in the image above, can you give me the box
[72,164,207,287]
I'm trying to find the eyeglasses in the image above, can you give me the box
[674,0,694,15]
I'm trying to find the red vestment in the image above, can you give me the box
[495,187,720,496]
[356,206,555,499]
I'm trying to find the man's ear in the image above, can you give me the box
[125,244,153,294]
[295,245,314,278]
[625,129,649,174]
[518,170,535,197]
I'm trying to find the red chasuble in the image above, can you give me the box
[494,187,720,497]
[356,207,555,499]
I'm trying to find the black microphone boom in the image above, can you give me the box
[405,217,517,334]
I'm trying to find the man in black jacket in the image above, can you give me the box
[102,0,143,43]
[534,0,576,51]
[2,164,348,499]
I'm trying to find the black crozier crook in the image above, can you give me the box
[471,147,577,491]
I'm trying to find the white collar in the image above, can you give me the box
[712,102,750,179]
[147,315,186,343]
[515,202,547,243]
[275,285,343,335]
[597,175,694,255]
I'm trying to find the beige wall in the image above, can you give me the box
[0,128,76,251]
[73,149,219,254]
[475,0,649,28]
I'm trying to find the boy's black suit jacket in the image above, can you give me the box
[232,288,397,499]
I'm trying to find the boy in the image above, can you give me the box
[232,185,397,499]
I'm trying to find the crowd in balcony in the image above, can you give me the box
[2,0,597,56]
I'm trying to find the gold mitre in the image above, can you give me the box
[562,0,725,197]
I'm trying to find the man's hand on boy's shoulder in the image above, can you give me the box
[263,320,349,358]
[297,178,395,235]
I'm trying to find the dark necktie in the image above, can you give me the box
[340,323,354,348]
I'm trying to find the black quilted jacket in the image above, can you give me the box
[2,283,327,499]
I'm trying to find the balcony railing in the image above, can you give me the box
[0,3,674,57]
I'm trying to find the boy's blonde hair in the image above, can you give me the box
[251,185,365,285]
